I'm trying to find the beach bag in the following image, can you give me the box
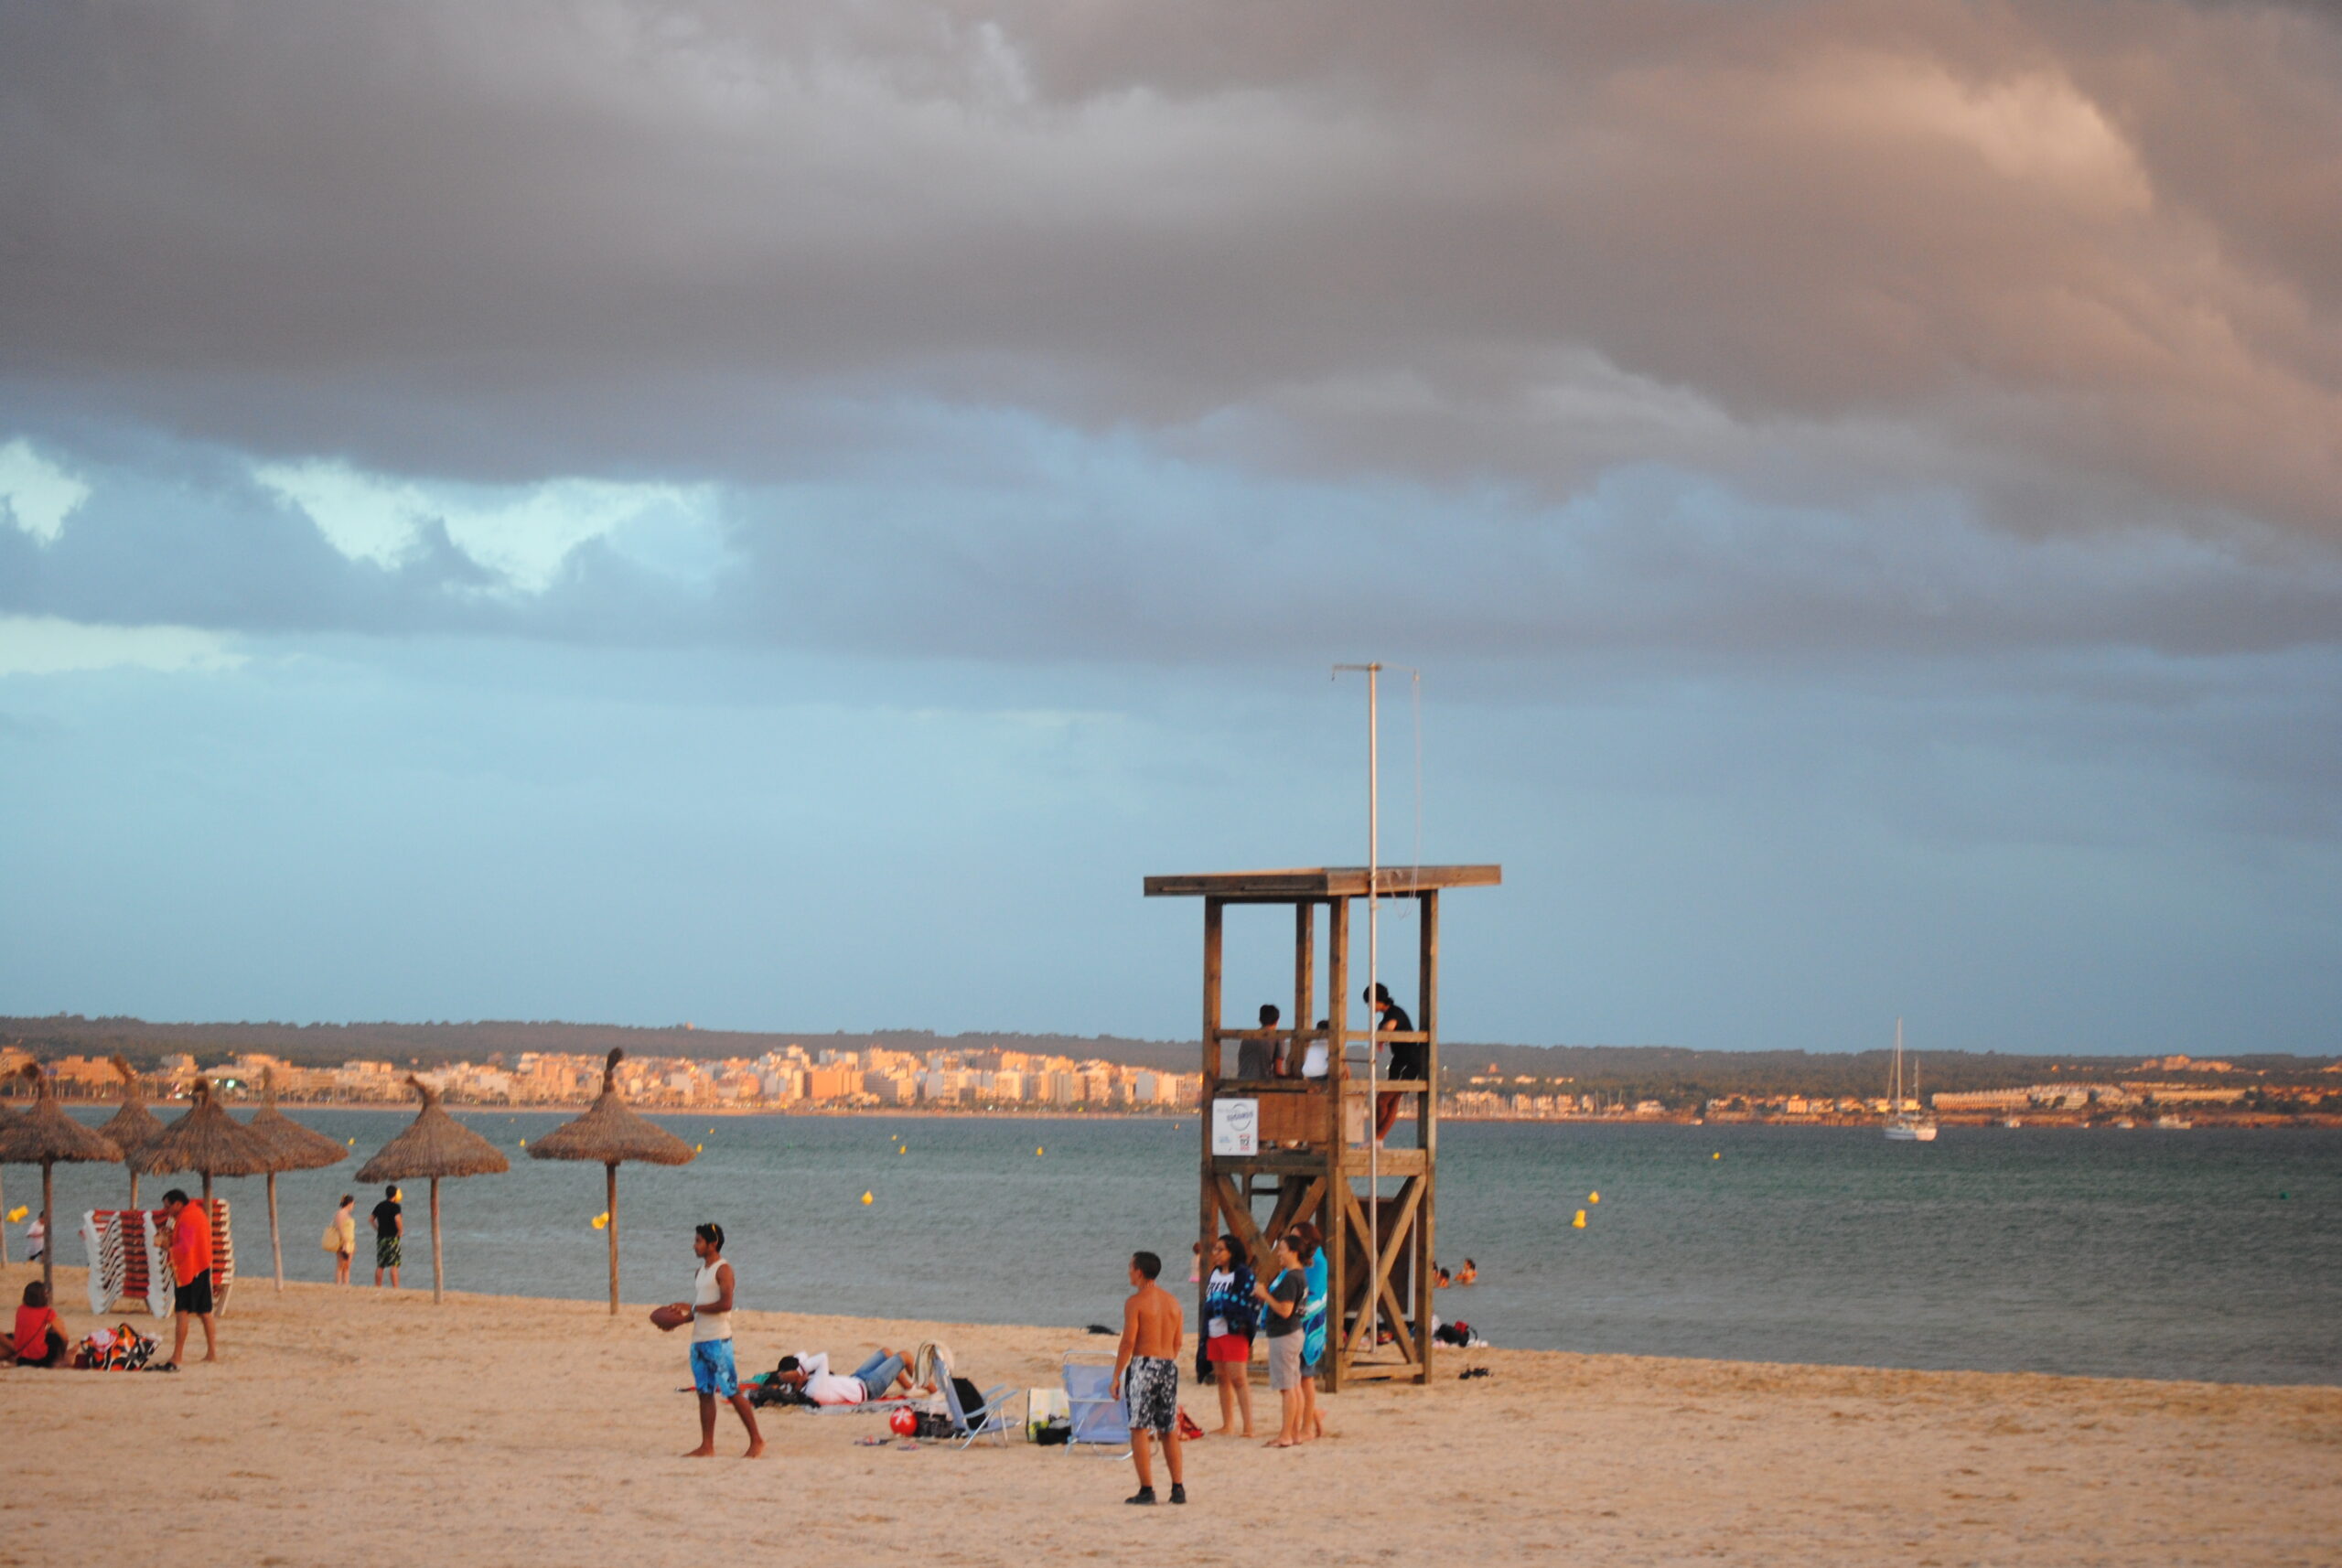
[951,1376,984,1419]
[319,1223,340,1252]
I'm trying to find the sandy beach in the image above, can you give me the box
[4,1261,2336,1567]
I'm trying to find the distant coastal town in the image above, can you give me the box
[3,1043,1203,1114]
[8,1042,2336,1127]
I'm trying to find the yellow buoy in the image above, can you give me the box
[591,1212,609,1230]
[860,1191,874,1205]
[1572,1209,1587,1229]
[517,1138,527,1147]
[1713,1152,1722,1160]
[1588,1191,1600,1204]
[1036,1147,1045,1156]
[694,1144,704,1153]
[5,1206,25,1224]
[897,1146,906,1155]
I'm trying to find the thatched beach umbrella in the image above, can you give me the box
[527,1048,696,1314]
[356,1077,508,1304]
[0,1065,124,1299]
[249,1069,347,1292]
[133,1075,279,1208]
[98,1057,167,1207]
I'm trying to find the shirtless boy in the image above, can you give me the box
[1113,1251,1187,1505]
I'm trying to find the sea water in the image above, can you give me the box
[25,1112,2338,1385]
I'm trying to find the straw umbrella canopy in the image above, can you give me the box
[0,1065,124,1299]
[356,1077,508,1304]
[248,1069,347,1292]
[132,1076,280,1208]
[527,1049,696,1314]
[98,1057,167,1207]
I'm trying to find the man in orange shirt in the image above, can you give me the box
[156,1188,218,1369]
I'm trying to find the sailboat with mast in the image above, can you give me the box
[1884,1018,1938,1142]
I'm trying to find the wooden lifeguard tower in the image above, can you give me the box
[1144,864,1499,1389]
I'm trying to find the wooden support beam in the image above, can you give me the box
[1416,888,1439,1383]
[1291,900,1315,1079]
[1198,897,1224,1351]
[1324,895,1350,1391]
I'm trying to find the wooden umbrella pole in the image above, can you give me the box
[128,1170,140,1208]
[268,1171,285,1291]
[606,1163,619,1316]
[0,1171,9,1265]
[431,1177,444,1305]
[42,1162,57,1300]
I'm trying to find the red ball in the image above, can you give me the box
[888,1407,919,1436]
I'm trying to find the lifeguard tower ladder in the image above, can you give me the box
[1144,865,1499,1389]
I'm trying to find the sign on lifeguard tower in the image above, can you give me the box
[1210,1098,1259,1157]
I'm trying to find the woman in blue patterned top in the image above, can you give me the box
[1201,1233,1259,1437]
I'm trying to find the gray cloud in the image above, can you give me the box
[2,0,2337,543]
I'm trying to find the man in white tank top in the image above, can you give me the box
[669,1222,765,1458]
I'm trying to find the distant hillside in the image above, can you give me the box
[5,1015,2333,1097]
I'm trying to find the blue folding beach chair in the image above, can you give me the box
[940,1374,1018,1448]
[1060,1351,1131,1459]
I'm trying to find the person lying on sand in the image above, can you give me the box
[768,1348,919,1406]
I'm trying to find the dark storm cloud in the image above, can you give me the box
[2,0,2337,542]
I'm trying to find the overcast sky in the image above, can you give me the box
[3,0,2337,1054]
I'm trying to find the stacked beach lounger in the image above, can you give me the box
[80,1199,233,1319]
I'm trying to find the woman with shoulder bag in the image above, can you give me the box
[320,1195,356,1285]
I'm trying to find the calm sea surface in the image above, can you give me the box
[21,1112,2338,1386]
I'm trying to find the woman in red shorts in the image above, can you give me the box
[1201,1233,1260,1437]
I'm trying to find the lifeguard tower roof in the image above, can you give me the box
[1144,865,1500,900]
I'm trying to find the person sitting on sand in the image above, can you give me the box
[769,1348,919,1406]
[660,1222,765,1459]
[156,1188,218,1369]
[4,1281,68,1368]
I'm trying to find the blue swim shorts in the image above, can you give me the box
[690,1338,738,1398]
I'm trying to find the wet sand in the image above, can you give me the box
[4,1262,2336,1566]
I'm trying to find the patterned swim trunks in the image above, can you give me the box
[377,1235,402,1270]
[690,1338,739,1399]
[1123,1354,1179,1436]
